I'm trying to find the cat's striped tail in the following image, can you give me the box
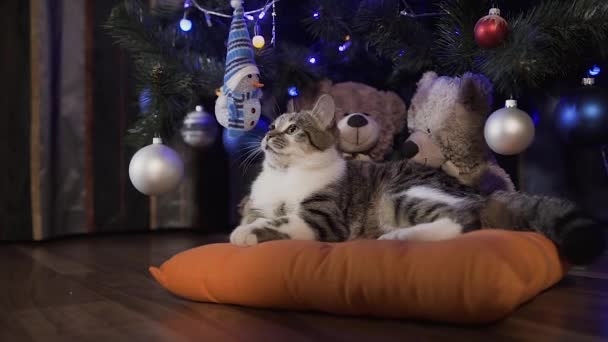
[481,191,606,265]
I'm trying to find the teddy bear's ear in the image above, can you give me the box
[458,72,493,113]
[311,94,335,129]
[417,71,438,90]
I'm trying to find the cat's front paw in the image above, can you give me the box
[230,224,260,246]
[378,229,413,241]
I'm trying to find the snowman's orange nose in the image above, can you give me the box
[252,80,265,88]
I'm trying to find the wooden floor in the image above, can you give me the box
[1,231,608,342]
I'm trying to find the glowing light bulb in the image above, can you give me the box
[313,12,320,19]
[252,35,265,49]
[259,11,266,19]
[179,18,192,32]
[288,86,299,97]
[338,41,352,52]
[308,57,317,64]
[589,65,601,76]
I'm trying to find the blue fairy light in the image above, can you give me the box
[259,11,266,19]
[179,18,192,32]
[338,41,352,52]
[308,57,317,64]
[313,12,320,19]
[288,86,299,97]
[245,14,255,21]
[589,65,601,76]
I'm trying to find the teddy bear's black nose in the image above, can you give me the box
[401,140,420,158]
[347,114,368,128]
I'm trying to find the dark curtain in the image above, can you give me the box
[0,0,230,241]
[0,0,31,240]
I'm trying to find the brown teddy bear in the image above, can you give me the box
[289,81,407,161]
[401,71,515,194]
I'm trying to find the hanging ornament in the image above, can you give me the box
[554,77,608,146]
[474,8,508,49]
[252,35,265,49]
[214,0,263,132]
[129,138,184,196]
[181,105,219,148]
[484,99,535,155]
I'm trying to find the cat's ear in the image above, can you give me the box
[458,72,493,113]
[286,99,296,113]
[311,94,335,129]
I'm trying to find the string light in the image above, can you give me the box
[589,65,601,76]
[180,18,192,31]
[180,0,193,32]
[190,0,279,19]
[271,1,276,46]
[204,11,212,27]
[338,36,352,52]
[313,11,320,19]
[308,57,317,64]
[187,0,278,43]
[288,86,299,97]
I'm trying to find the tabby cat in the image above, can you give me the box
[231,95,605,265]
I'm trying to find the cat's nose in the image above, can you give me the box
[347,114,368,128]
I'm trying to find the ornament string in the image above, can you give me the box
[271,1,276,46]
[190,0,279,19]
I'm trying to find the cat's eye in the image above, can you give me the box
[286,124,298,134]
[269,124,276,131]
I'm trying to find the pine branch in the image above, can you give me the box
[106,0,229,147]
[302,0,354,42]
[435,0,608,96]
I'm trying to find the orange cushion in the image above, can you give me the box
[149,230,567,323]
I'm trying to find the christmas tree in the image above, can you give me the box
[105,0,608,147]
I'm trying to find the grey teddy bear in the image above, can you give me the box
[402,71,515,194]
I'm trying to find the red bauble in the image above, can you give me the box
[474,8,508,48]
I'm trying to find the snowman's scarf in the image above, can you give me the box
[221,85,262,129]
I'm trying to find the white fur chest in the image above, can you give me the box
[250,159,345,217]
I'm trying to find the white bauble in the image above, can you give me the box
[484,99,535,155]
[181,105,218,148]
[129,138,184,195]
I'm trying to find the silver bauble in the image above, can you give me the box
[181,105,218,148]
[129,138,184,195]
[484,99,535,155]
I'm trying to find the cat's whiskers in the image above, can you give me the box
[231,147,263,170]
[240,148,264,175]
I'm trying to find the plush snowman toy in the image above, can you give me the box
[215,0,264,131]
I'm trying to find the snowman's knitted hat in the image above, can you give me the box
[223,1,259,91]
